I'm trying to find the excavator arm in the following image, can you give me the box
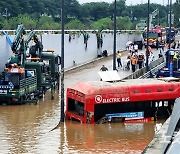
[11,24,26,54]
[9,24,43,67]
[25,30,43,58]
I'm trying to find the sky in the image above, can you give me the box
[77,0,176,6]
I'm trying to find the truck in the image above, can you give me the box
[0,24,60,104]
[143,26,166,47]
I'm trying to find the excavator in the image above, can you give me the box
[0,24,60,104]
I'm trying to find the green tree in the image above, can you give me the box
[128,3,167,20]
[173,1,180,27]
[37,16,60,29]
[81,2,110,20]
[91,18,113,30]
[17,0,31,14]
[0,0,176,30]
[117,16,133,30]
[65,19,85,30]
[2,14,36,29]
[109,0,126,17]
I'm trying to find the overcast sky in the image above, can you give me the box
[77,0,176,6]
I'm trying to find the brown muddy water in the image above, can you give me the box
[0,49,166,153]
[0,90,165,154]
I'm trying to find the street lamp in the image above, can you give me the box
[146,0,150,72]
[60,0,65,122]
[113,0,117,70]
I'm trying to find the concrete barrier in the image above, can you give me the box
[122,57,165,79]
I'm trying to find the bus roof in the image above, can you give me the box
[68,78,180,96]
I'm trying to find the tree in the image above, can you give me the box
[81,2,110,20]
[37,16,60,29]
[51,0,82,19]
[90,18,113,30]
[117,16,133,30]
[0,0,175,30]
[2,14,36,29]
[173,1,180,27]
[65,19,85,30]
[109,0,126,17]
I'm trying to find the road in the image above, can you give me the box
[64,46,161,89]
[65,33,180,88]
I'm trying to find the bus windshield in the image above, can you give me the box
[67,98,84,117]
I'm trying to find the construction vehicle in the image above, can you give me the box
[142,9,166,48]
[143,26,166,47]
[25,30,61,99]
[157,49,180,78]
[0,24,60,104]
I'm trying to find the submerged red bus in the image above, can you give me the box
[66,78,180,124]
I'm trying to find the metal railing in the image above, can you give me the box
[122,57,165,80]
[0,29,143,35]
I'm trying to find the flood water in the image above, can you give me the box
[0,90,164,154]
[0,47,166,153]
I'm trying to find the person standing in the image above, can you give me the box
[156,39,159,50]
[169,50,175,60]
[148,46,152,55]
[165,43,169,51]
[177,41,180,49]
[131,55,138,72]
[138,52,144,69]
[149,52,155,64]
[173,51,179,71]
[171,41,176,49]
[161,40,165,51]
[158,50,163,58]
[116,51,122,68]
[134,44,138,54]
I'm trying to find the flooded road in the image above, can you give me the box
[0,48,165,153]
[0,94,164,153]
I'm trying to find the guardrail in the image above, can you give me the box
[0,29,143,35]
[122,57,165,80]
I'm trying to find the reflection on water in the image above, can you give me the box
[0,91,165,153]
[63,122,155,154]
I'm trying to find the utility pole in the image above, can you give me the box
[167,0,169,26]
[146,0,150,72]
[5,8,8,19]
[168,0,172,49]
[60,0,65,122]
[113,0,117,70]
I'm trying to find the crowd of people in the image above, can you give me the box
[100,39,180,73]
[121,42,146,72]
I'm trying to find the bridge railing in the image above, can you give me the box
[122,57,165,80]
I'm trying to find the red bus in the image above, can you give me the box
[66,78,180,124]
